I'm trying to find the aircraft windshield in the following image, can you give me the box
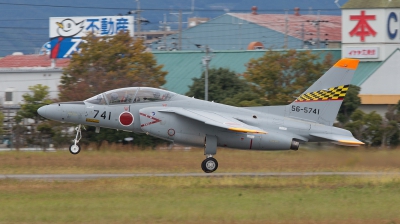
[85,87,175,105]
[85,94,107,105]
[134,88,174,103]
[105,88,139,105]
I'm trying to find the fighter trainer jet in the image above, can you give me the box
[38,58,363,173]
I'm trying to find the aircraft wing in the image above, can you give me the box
[159,108,267,134]
[310,133,364,146]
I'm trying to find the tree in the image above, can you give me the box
[14,84,53,149]
[186,68,267,106]
[381,101,400,147]
[337,85,361,125]
[244,50,333,105]
[344,109,365,141]
[59,31,169,148]
[15,84,53,124]
[345,109,382,147]
[0,111,3,135]
[59,31,167,101]
[84,127,166,149]
[344,109,400,147]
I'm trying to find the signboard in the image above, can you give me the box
[342,9,400,43]
[342,9,381,43]
[344,47,379,58]
[49,16,134,58]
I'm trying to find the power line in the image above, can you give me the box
[0,2,341,12]
[0,78,62,82]
[0,18,48,21]
[0,26,48,30]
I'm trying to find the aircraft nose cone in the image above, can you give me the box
[37,106,47,118]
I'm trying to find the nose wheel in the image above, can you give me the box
[201,156,218,173]
[69,144,81,155]
[69,124,83,155]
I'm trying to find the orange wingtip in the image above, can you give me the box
[228,127,267,134]
[338,140,365,145]
[334,58,359,70]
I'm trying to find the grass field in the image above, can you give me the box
[1,147,400,223]
[1,176,400,224]
[1,145,400,174]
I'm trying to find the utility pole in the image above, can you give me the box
[136,0,141,38]
[202,45,211,101]
[169,9,191,50]
[307,11,329,49]
[301,23,305,49]
[284,10,288,49]
[163,14,167,50]
[178,10,182,50]
[316,10,320,48]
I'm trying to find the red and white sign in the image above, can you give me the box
[349,11,377,42]
[343,9,400,43]
[344,47,379,58]
[343,10,381,43]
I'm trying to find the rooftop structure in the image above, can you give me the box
[150,10,342,51]
[0,54,69,68]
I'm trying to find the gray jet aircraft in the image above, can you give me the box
[38,58,363,173]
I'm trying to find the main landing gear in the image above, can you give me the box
[201,135,218,173]
[69,124,83,155]
[201,155,218,173]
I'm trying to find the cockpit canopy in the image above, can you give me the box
[84,87,176,105]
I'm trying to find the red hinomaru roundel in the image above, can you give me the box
[119,112,134,126]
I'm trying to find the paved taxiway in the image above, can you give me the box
[1,172,400,181]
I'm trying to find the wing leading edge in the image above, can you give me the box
[159,108,267,134]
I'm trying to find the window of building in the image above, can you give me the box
[5,92,12,102]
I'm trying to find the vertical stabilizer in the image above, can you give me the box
[287,58,359,126]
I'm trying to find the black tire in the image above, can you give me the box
[201,159,207,172]
[201,157,218,173]
[69,144,81,155]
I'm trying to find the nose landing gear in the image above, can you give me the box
[69,124,83,155]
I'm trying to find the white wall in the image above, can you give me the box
[359,105,390,117]
[360,50,400,95]
[0,68,63,106]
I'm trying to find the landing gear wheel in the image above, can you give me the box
[69,144,81,155]
[69,124,83,155]
[201,157,218,173]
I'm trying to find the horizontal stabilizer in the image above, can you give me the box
[310,133,364,146]
[159,108,267,134]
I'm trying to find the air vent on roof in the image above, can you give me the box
[251,6,258,15]
[294,7,300,16]
[247,42,264,50]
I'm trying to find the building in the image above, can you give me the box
[0,54,68,138]
[156,49,341,95]
[150,7,342,51]
[342,0,400,115]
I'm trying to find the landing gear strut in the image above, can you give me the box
[201,155,218,173]
[201,135,218,173]
[69,124,82,155]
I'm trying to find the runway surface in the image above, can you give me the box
[1,172,400,181]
